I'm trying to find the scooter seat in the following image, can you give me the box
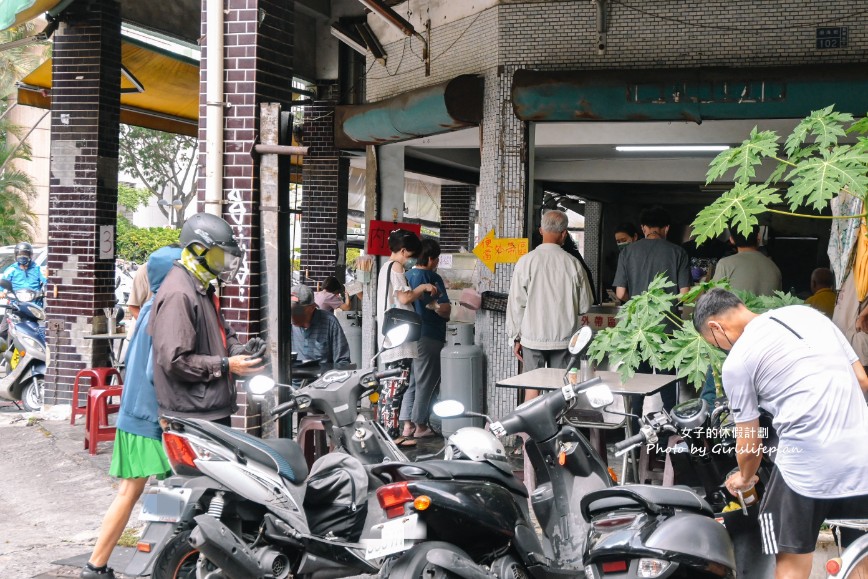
[379,459,528,497]
[581,484,713,519]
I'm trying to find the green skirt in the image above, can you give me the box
[110,430,172,480]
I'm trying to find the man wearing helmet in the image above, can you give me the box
[1,242,46,301]
[150,213,265,425]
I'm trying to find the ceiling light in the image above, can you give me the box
[615,145,731,152]
[330,24,367,56]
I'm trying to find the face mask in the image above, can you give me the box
[404,257,418,269]
[16,257,30,266]
[617,242,630,252]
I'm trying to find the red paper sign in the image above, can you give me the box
[366,220,422,256]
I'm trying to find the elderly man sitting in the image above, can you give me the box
[291,284,351,366]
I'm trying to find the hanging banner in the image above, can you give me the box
[366,220,422,256]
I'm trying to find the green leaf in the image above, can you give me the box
[691,183,782,245]
[784,105,852,157]
[680,279,732,305]
[846,114,868,136]
[659,325,726,391]
[706,127,779,184]
[785,145,868,211]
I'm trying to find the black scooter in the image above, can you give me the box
[371,327,615,578]
[580,399,776,578]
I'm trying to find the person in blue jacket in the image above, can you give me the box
[80,246,182,579]
[1,242,46,298]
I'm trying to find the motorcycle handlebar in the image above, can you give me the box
[374,368,403,381]
[614,431,647,453]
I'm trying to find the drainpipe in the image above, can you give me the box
[205,0,224,216]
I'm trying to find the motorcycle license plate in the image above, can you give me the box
[139,489,186,523]
[364,514,424,560]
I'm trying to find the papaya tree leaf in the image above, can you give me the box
[691,183,782,245]
[706,127,780,184]
[784,105,852,157]
[680,279,732,305]
[785,145,868,211]
[659,325,726,391]
[847,114,868,136]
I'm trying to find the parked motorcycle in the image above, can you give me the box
[826,521,868,577]
[125,309,422,579]
[0,278,47,411]
[580,398,777,578]
[369,326,617,578]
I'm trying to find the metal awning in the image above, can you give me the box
[17,36,199,136]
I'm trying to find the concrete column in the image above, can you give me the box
[473,66,528,421]
[44,0,122,406]
[300,81,349,285]
[197,0,293,433]
[584,200,603,298]
[440,184,476,253]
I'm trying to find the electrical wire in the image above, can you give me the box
[612,0,868,32]
[366,11,483,80]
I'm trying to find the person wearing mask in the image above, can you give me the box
[694,289,868,579]
[79,247,180,579]
[614,222,640,249]
[711,225,781,296]
[613,206,690,418]
[291,283,351,366]
[314,276,353,313]
[400,239,451,445]
[805,267,836,318]
[150,213,265,426]
[508,210,593,401]
[1,242,45,298]
[376,229,439,440]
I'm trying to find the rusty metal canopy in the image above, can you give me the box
[18,35,199,136]
[512,65,868,123]
[335,75,484,147]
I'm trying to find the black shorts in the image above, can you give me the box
[759,467,868,555]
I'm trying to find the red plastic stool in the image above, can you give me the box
[297,414,332,467]
[84,385,123,455]
[71,368,122,425]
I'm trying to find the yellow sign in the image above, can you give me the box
[473,229,529,273]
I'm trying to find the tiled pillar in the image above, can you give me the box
[300,81,349,286]
[473,66,527,421]
[440,184,476,253]
[44,0,122,406]
[198,0,293,433]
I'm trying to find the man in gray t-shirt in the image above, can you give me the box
[613,207,690,415]
[694,289,868,578]
[711,225,781,296]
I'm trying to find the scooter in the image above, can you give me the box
[0,278,47,411]
[125,309,421,578]
[369,327,616,578]
[825,521,868,578]
[580,399,777,578]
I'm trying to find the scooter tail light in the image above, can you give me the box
[376,481,414,519]
[827,558,842,576]
[637,558,670,577]
[163,432,200,472]
[601,560,628,573]
[592,514,637,531]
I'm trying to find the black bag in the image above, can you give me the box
[303,453,369,541]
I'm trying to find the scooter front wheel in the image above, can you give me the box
[21,376,43,412]
[386,542,473,579]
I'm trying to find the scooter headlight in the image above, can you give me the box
[637,558,671,578]
[17,333,44,355]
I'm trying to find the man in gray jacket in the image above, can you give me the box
[507,210,593,400]
[151,213,264,425]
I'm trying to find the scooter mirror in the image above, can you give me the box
[433,399,466,418]
[585,384,614,409]
[247,375,275,398]
[568,326,594,355]
[0,278,11,292]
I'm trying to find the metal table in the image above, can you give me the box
[496,367,677,483]
[83,333,128,370]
